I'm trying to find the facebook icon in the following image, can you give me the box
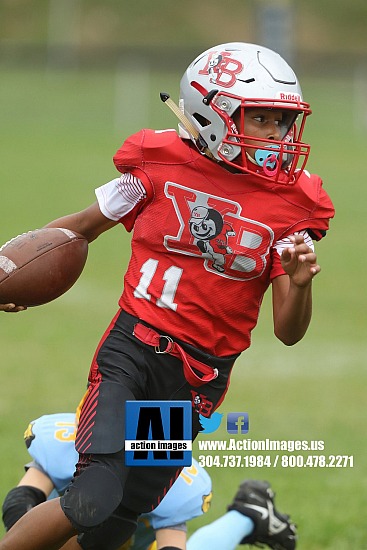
[227,412,249,434]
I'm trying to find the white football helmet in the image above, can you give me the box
[179,42,312,184]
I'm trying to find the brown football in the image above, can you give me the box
[0,228,88,306]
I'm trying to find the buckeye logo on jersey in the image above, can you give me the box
[164,183,274,281]
[198,51,244,88]
[189,206,235,273]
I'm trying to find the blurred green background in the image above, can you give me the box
[1,1,367,548]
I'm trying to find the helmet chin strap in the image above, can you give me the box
[160,92,216,160]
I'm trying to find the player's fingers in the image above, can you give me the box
[293,241,313,255]
[310,264,321,276]
[0,303,14,311]
[289,234,305,245]
[298,252,317,264]
[0,303,27,312]
[281,247,295,262]
[295,246,312,256]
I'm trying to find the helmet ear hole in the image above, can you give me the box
[193,113,211,127]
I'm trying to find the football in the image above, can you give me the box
[0,228,88,306]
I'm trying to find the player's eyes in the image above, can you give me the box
[253,116,283,125]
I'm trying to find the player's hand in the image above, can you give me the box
[280,234,320,287]
[0,303,27,312]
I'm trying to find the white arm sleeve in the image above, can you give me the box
[274,229,315,256]
[95,173,147,221]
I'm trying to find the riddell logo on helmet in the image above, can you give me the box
[277,92,301,102]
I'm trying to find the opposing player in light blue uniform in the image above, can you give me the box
[2,413,297,549]
[3,413,212,550]
[23,413,78,496]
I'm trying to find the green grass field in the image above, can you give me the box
[0,66,366,549]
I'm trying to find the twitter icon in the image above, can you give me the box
[199,412,223,433]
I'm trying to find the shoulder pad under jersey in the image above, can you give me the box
[24,413,77,494]
[113,129,193,173]
[280,171,335,240]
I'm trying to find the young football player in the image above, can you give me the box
[0,42,334,550]
[2,413,296,550]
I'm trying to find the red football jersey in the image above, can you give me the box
[106,129,334,357]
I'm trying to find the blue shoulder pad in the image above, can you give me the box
[24,413,77,494]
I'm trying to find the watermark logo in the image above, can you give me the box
[227,412,249,434]
[125,401,192,466]
[198,411,249,435]
[199,412,223,434]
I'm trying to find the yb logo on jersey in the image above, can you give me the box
[164,183,274,281]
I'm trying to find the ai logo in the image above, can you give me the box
[125,401,192,466]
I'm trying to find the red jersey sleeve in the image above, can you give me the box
[278,172,335,241]
[270,247,285,281]
[112,129,195,231]
[112,130,154,231]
